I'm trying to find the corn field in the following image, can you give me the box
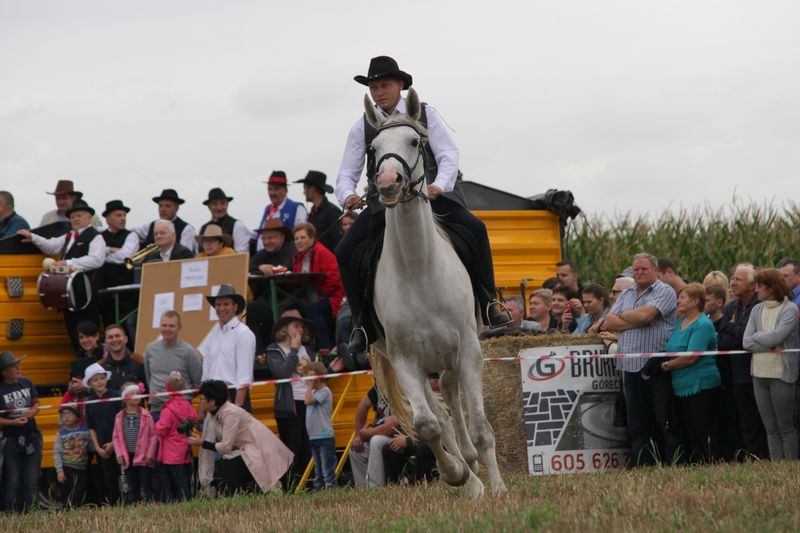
[564,200,800,289]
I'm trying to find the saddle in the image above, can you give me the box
[349,219,482,339]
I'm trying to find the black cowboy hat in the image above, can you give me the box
[102,199,131,217]
[354,56,413,90]
[47,180,84,198]
[65,199,96,217]
[294,170,333,194]
[0,350,28,371]
[272,315,315,340]
[255,218,292,239]
[152,188,185,205]
[203,188,233,206]
[263,170,289,187]
[206,284,245,314]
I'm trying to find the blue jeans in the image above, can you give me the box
[2,430,42,512]
[309,437,337,489]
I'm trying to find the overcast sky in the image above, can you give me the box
[2,0,798,230]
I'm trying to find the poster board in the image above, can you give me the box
[134,253,249,353]
[520,344,631,475]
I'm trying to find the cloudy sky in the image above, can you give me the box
[2,0,798,230]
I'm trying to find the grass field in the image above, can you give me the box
[6,461,799,532]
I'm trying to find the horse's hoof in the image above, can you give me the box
[463,472,485,500]
[468,459,480,475]
[492,483,509,498]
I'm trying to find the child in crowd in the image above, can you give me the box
[60,369,89,425]
[154,372,197,501]
[84,362,122,505]
[303,362,337,490]
[112,381,157,504]
[53,404,91,508]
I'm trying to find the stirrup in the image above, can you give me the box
[348,325,369,354]
[486,300,513,328]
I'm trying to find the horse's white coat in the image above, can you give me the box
[366,89,507,499]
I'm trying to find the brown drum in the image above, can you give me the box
[37,271,92,311]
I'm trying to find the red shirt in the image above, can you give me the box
[292,242,345,318]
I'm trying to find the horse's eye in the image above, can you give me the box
[410,138,419,148]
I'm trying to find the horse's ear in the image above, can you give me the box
[364,94,383,129]
[406,88,421,121]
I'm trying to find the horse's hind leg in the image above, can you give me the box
[459,339,508,497]
[440,370,480,474]
[392,358,481,496]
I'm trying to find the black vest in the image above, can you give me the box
[200,214,237,237]
[363,103,464,211]
[144,217,188,246]
[101,229,134,288]
[64,227,99,260]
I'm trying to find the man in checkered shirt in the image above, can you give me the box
[603,252,681,466]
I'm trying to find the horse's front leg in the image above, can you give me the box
[391,357,472,490]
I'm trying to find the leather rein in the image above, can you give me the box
[369,121,431,206]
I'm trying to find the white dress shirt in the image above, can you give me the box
[230,220,253,253]
[103,231,140,264]
[31,226,107,271]
[133,219,198,254]
[335,97,460,206]
[198,317,256,388]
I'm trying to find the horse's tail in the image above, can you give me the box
[369,345,416,438]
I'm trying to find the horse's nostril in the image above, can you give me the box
[395,175,402,183]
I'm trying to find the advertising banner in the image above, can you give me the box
[520,344,631,475]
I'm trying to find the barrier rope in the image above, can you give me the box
[3,347,799,415]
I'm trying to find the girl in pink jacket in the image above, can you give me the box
[155,373,197,501]
[112,382,157,504]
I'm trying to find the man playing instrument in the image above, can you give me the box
[134,188,198,254]
[142,219,195,263]
[99,200,139,332]
[19,199,106,351]
[335,56,511,355]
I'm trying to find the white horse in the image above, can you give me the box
[366,89,507,499]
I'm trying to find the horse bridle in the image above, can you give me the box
[369,122,432,205]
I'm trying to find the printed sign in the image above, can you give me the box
[520,344,631,475]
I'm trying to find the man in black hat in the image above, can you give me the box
[295,170,343,252]
[335,56,511,354]
[99,200,139,332]
[200,188,252,253]
[40,179,102,227]
[199,284,255,411]
[134,188,198,254]
[19,199,106,351]
[257,171,308,233]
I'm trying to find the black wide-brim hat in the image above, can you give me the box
[102,199,131,217]
[354,56,413,90]
[203,187,234,206]
[272,315,315,339]
[65,199,96,217]
[152,188,185,205]
[206,284,245,314]
[0,351,28,371]
[294,170,333,194]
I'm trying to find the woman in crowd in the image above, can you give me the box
[340,211,356,234]
[266,315,316,490]
[196,224,236,258]
[703,270,730,294]
[527,289,558,332]
[552,285,579,333]
[291,223,345,349]
[575,283,609,334]
[659,283,721,462]
[743,268,799,461]
[0,351,42,513]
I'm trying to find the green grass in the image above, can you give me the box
[5,461,800,531]
[564,199,800,288]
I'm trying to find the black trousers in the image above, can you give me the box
[623,371,685,466]
[213,456,255,496]
[676,387,722,463]
[98,454,121,505]
[59,467,87,508]
[382,440,437,484]
[335,197,497,336]
[733,382,769,459]
[276,400,310,491]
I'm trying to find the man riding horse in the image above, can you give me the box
[335,56,512,355]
